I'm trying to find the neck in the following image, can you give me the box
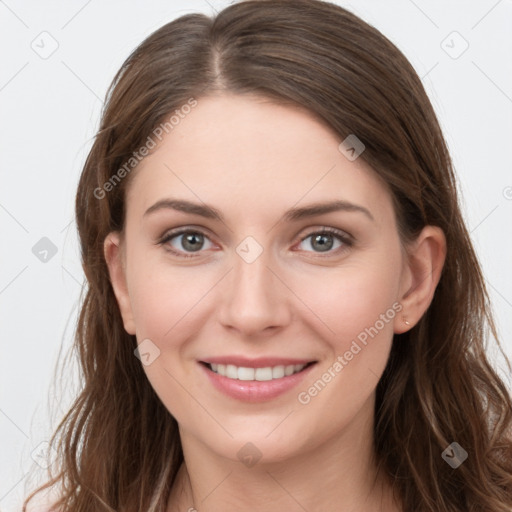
[167,395,400,512]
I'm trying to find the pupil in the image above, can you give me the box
[313,234,333,252]
[183,233,203,251]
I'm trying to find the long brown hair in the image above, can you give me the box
[23,1,512,510]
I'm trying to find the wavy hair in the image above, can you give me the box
[23,1,512,510]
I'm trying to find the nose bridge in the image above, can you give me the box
[217,237,290,334]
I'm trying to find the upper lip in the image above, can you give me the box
[200,356,317,368]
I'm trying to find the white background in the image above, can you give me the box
[1,1,511,510]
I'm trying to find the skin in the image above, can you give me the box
[104,93,446,512]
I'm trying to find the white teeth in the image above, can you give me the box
[226,364,238,379]
[238,367,255,380]
[255,367,273,381]
[272,365,285,379]
[285,365,295,376]
[208,362,309,380]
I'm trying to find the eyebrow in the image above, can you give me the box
[143,198,374,222]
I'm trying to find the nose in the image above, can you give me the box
[217,246,292,337]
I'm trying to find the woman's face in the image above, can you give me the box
[106,93,413,463]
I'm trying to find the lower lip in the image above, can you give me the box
[199,362,317,402]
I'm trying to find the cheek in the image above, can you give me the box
[291,263,401,432]
[295,257,401,347]
[126,243,204,340]
[126,260,208,423]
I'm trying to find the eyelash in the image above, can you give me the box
[158,226,353,259]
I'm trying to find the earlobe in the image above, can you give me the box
[103,231,136,335]
[394,226,447,334]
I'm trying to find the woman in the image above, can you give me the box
[23,0,512,510]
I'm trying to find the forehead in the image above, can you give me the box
[125,94,394,226]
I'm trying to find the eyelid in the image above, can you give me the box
[293,226,353,257]
[298,225,353,243]
[158,226,218,258]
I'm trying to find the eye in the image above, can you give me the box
[296,227,352,256]
[158,226,353,259]
[159,229,214,258]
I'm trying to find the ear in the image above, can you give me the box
[394,225,447,334]
[104,231,136,335]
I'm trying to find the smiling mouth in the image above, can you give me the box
[201,361,317,381]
